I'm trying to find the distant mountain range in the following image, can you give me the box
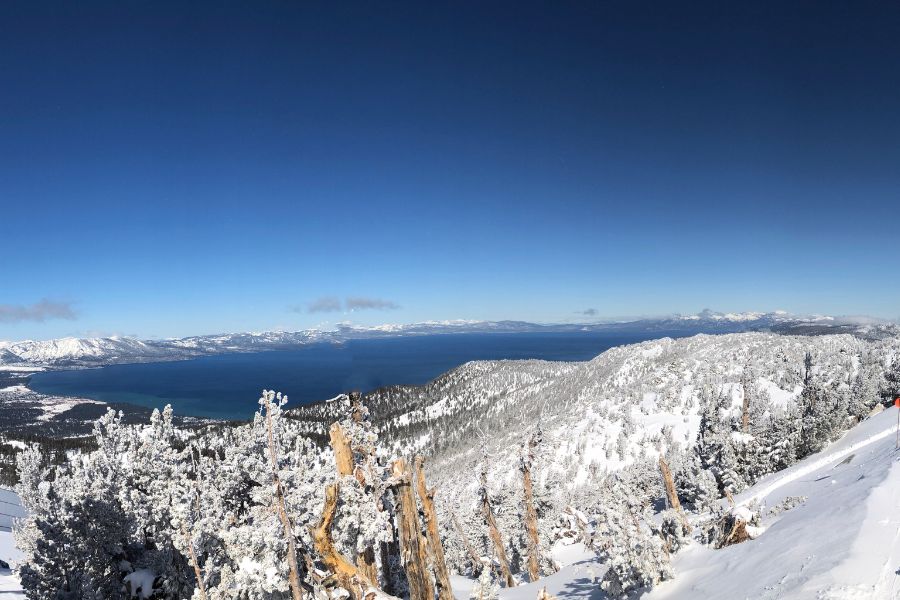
[1,310,896,369]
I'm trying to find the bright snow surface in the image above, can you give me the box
[0,489,23,598]
[450,408,900,600]
[646,407,900,600]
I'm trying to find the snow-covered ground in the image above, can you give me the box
[450,543,606,600]
[646,407,900,600]
[448,408,900,600]
[0,489,23,598]
[0,382,103,423]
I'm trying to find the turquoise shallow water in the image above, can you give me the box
[29,331,683,420]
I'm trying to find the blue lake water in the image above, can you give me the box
[29,331,682,420]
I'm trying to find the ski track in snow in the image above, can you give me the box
[738,424,896,509]
[648,408,900,600]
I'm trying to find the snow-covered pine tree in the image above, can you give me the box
[479,451,516,588]
[672,452,719,512]
[695,388,748,495]
[849,359,881,420]
[659,508,691,553]
[758,404,800,473]
[468,560,499,600]
[884,356,900,401]
[797,378,846,457]
[16,407,196,599]
[16,394,338,600]
[593,475,672,598]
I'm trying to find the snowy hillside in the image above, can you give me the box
[292,331,896,482]
[445,408,900,600]
[280,331,900,586]
[2,336,164,366]
[5,330,900,599]
[644,407,900,599]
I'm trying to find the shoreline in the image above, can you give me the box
[1,369,220,439]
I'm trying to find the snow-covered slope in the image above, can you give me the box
[646,407,900,599]
[0,489,23,598]
[283,331,898,571]
[326,332,891,476]
[446,408,900,600]
[5,336,162,366]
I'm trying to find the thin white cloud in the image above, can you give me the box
[295,296,400,314]
[346,297,399,311]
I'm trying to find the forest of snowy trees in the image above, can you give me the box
[11,332,900,599]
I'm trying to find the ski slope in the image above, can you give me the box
[648,407,900,600]
[0,489,23,598]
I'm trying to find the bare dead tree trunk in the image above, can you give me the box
[480,464,515,587]
[391,459,435,600]
[331,422,355,476]
[537,586,556,600]
[184,444,209,600]
[357,547,379,590]
[181,524,209,600]
[724,488,736,507]
[413,456,453,600]
[658,455,688,527]
[521,434,544,582]
[350,390,365,423]
[265,399,304,600]
[451,512,483,575]
[311,483,377,600]
[330,421,380,584]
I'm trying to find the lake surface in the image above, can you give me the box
[29,331,682,420]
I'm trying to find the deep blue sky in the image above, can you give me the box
[2,1,899,340]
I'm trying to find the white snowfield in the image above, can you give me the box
[646,407,900,600]
[0,489,24,598]
[451,542,606,600]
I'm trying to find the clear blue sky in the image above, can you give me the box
[2,1,899,340]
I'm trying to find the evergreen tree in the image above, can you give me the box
[884,357,900,400]
[673,453,719,512]
[469,561,499,600]
[696,389,748,495]
[759,405,800,473]
[593,476,671,598]
[797,379,847,458]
